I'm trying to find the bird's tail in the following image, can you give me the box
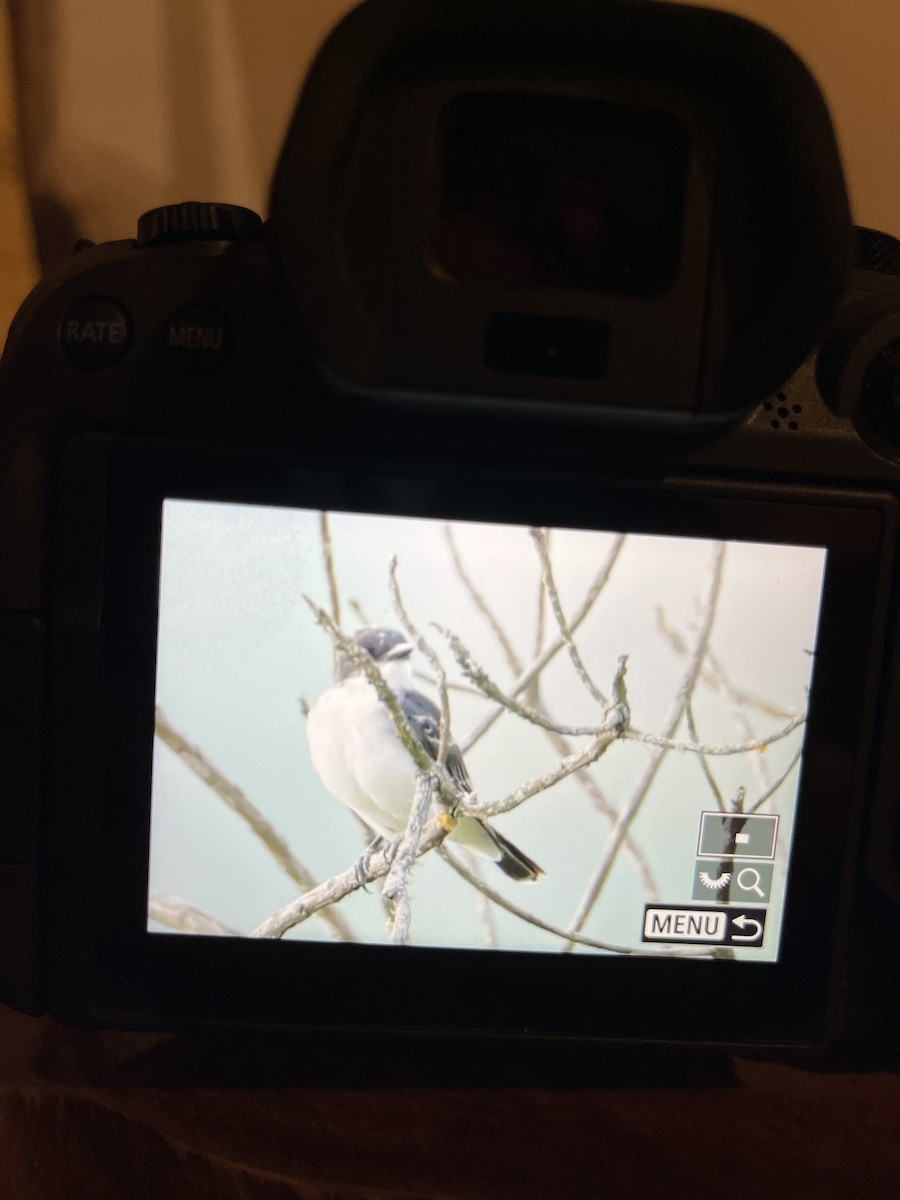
[478,821,544,883]
[450,815,544,882]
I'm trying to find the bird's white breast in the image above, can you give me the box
[307,676,419,836]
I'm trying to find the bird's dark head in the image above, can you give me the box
[336,626,414,681]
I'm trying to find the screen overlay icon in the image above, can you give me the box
[692,860,774,903]
[697,812,779,860]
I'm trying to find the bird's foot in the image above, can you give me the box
[353,835,385,889]
[383,836,402,865]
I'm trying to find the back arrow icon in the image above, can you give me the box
[731,915,763,942]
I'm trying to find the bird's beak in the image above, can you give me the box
[385,641,414,661]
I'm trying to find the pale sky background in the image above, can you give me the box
[148,498,826,962]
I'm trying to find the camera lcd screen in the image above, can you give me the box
[147,500,826,963]
[433,93,689,295]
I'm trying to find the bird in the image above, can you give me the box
[306,626,543,882]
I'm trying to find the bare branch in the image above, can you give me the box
[412,670,482,699]
[657,607,778,790]
[534,530,549,659]
[438,626,603,737]
[446,850,500,948]
[747,746,803,814]
[461,534,627,752]
[542,722,662,900]
[319,511,341,628]
[383,772,438,945]
[251,813,454,938]
[563,542,728,949]
[348,598,370,626]
[685,697,726,812]
[476,890,499,948]
[446,532,658,899]
[148,890,238,937]
[389,557,451,765]
[249,665,627,939]
[620,711,805,756]
[154,707,356,943]
[444,525,522,677]
[656,608,796,722]
[471,706,628,819]
[530,527,608,707]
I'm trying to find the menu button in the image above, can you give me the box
[164,305,229,370]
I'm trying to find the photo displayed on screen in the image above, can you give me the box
[147,500,827,961]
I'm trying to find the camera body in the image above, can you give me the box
[2,0,899,1055]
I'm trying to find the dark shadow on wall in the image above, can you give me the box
[7,0,78,272]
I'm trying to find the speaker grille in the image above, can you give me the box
[761,393,802,430]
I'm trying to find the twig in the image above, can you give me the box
[563,542,727,950]
[251,813,454,938]
[461,534,627,752]
[319,511,341,627]
[469,663,630,819]
[438,627,603,737]
[656,609,779,790]
[709,643,798,721]
[383,772,438,945]
[446,526,658,898]
[534,530,549,657]
[620,712,805,756]
[685,698,726,811]
[444,526,521,677]
[148,890,238,937]
[348,598,370,626]
[154,707,355,943]
[389,557,451,765]
[546,723,661,900]
[251,663,630,937]
[530,527,608,707]
[747,746,803,813]
[249,649,631,939]
[657,608,794,724]
[412,670,482,698]
[443,849,500,948]
[476,890,499,948]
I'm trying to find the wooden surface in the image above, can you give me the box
[2,1002,900,1199]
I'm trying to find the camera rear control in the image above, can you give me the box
[59,297,131,367]
[164,304,229,370]
[136,202,263,247]
[816,297,900,453]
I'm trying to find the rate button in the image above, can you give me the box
[59,297,131,366]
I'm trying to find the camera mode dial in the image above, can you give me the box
[136,202,263,247]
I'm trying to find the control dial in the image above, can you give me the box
[136,202,263,247]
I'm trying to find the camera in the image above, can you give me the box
[2,0,898,1057]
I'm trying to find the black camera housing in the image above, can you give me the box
[2,0,899,1055]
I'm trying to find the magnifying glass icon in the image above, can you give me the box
[737,867,765,898]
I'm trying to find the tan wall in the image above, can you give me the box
[6,0,900,268]
[0,11,35,332]
[694,0,900,237]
